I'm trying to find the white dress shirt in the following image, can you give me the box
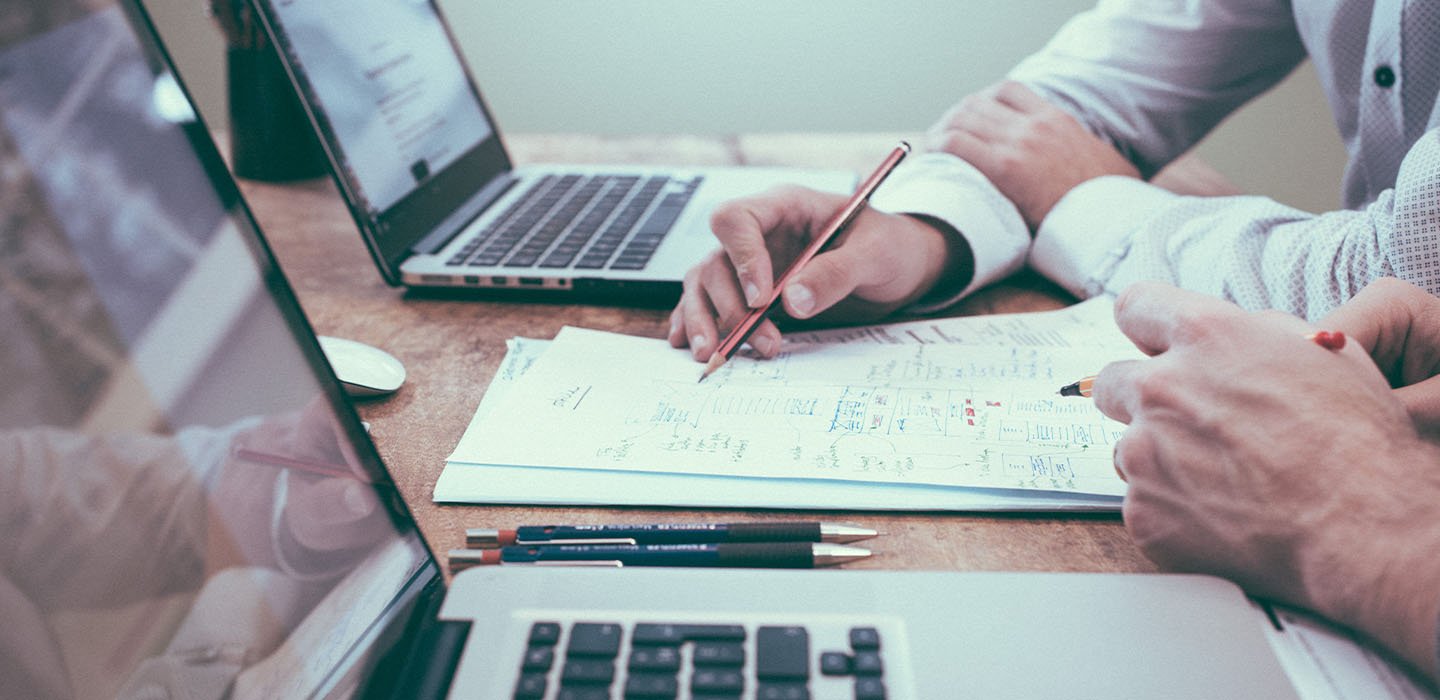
[871,0,1440,320]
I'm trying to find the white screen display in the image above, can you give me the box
[271,0,494,213]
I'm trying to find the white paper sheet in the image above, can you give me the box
[438,300,1136,510]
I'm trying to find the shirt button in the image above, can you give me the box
[1374,65,1396,88]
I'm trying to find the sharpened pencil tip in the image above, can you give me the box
[699,352,726,382]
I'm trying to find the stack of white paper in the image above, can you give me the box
[436,298,1142,511]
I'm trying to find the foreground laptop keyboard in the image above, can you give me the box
[512,620,890,700]
[448,174,703,273]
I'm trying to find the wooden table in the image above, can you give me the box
[237,133,1215,576]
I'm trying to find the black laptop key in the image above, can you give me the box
[632,623,746,645]
[528,622,561,646]
[513,673,547,699]
[567,622,622,657]
[560,658,615,685]
[520,645,554,671]
[692,641,745,667]
[756,683,809,700]
[690,668,745,694]
[628,645,681,672]
[623,672,679,698]
[849,627,881,650]
[854,677,887,700]
[819,652,851,676]
[608,256,650,271]
[756,626,810,680]
[852,650,883,676]
[557,688,609,700]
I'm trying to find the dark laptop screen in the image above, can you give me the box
[0,3,433,698]
[256,0,512,280]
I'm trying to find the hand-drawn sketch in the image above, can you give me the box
[453,300,1140,496]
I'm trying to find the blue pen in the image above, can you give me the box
[466,522,878,547]
[447,542,870,570]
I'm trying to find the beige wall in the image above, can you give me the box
[144,0,1348,213]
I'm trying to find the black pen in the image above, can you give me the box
[447,543,870,571]
[466,521,878,547]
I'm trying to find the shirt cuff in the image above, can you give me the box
[1030,175,1180,298]
[869,152,1029,313]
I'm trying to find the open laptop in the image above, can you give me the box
[246,0,854,299]
[0,3,1391,698]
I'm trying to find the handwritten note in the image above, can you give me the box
[450,299,1139,496]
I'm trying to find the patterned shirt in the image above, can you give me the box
[872,0,1440,321]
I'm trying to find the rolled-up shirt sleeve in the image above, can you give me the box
[869,152,1030,311]
[1031,128,1440,319]
[1008,0,1307,178]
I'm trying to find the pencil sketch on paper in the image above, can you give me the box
[451,300,1140,497]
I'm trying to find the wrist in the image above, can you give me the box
[900,213,974,308]
[1301,438,1440,680]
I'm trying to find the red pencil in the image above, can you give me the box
[699,142,911,382]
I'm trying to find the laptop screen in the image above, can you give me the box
[0,2,434,698]
[257,0,513,279]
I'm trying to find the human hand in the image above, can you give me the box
[1092,282,1440,680]
[1318,277,1440,438]
[218,398,390,573]
[927,81,1139,230]
[669,185,960,361]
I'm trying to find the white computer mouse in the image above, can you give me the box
[317,336,406,397]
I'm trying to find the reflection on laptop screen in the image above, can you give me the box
[266,0,493,215]
[0,3,432,698]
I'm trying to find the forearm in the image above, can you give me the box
[1032,177,1402,320]
[1300,449,1440,684]
[1008,0,1303,175]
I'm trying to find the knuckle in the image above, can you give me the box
[1133,370,1183,411]
[1170,308,1228,347]
[708,201,748,236]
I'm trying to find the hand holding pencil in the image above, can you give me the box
[669,142,967,368]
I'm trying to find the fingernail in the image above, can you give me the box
[744,281,761,307]
[669,319,681,339]
[786,284,815,317]
[751,334,774,355]
[691,334,708,352]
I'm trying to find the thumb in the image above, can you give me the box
[781,247,867,319]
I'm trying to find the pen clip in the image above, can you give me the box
[513,537,638,546]
[515,560,626,568]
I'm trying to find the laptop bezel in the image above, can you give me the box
[249,0,516,286]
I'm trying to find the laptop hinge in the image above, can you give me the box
[410,174,518,256]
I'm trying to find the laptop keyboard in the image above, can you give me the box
[447,173,703,273]
[511,619,892,700]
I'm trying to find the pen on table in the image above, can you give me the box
[466,521,879,547]
[1057,375,1095,398]
[447,543,871,571]
[699,142,912,382]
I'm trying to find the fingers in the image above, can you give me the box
[709,186,843,308]
[1112,282,1239,355]
[1395,377,1440,437]
[285,477,385,552]
[992,80,1051,113]
[1091,358,1147,425]
[1319,277,1440,384]
[671,251,783,360]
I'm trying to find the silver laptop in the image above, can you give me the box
[249,0,854,299]
[0,3,1321,698]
